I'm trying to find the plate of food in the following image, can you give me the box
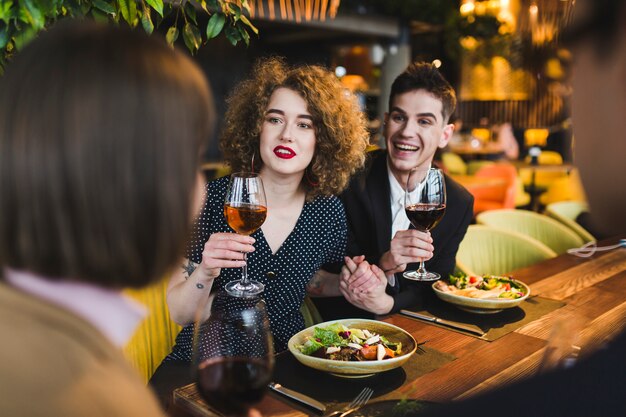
[432,273,530,314]
[288,319,417,378]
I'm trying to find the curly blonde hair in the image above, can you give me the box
[220,57,369,200]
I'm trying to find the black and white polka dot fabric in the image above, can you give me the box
[167,176,346,360]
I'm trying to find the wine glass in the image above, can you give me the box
[224,172,267,297]
[403,167,447,281]
[193,292,274,417]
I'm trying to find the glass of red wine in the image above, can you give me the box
[193,292,274,417]
[403,167,446,281]
[224,172,267,297]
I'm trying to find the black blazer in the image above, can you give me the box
[314,150,474,319]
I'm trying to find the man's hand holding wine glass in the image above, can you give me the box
[378,229,434,275]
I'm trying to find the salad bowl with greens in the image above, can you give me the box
[288,319,417,378]
[432,273,531,314]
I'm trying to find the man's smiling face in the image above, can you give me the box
[384,89,453,187]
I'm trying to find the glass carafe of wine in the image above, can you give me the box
[193,292,274,417]
[223,172,267,297]
[403,167,447,281]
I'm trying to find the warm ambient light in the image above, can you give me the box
[335,66,347,78]
[247,0,341,22]
[432,59,442,68]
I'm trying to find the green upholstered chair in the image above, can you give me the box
[300,296,324,328]
[545,201,595,243]
[476,209,585,255]
[122,278,181,382]
[456,225,557,277]
[441,152,468,175]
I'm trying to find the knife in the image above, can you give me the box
[268,382,326,413]
[400,310,486,336]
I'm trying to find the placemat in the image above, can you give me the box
[173,347,456,416]
[401,296,565,341]
[270,347,455,405]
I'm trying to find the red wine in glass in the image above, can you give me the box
[403,168,447,281]
[197,357,272,416]
[194,294,274,417]
[405,203,446,232]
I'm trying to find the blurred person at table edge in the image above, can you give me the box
[159,57,368,362]
[419,0,626,416]
[0,22,214,417]
[314,62,474,319]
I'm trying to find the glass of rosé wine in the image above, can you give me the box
[223,172,267,297]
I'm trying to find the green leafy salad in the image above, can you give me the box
[434,272,527,299]
[298,323,402,361]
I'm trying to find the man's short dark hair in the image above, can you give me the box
[389,62,457,123]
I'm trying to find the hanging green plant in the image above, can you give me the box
[0,0,259,72]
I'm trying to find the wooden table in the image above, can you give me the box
[171,241,626,416]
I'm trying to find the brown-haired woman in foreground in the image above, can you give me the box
[163,57,369,362]
[0,22,214,417]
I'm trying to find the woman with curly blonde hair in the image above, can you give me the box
[163,57,369,361]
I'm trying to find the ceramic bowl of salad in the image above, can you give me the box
[432,273,531,314]
[288,319,417,378]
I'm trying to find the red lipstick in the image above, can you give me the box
[273,146,296,159]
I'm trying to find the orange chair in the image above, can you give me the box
[471,163,518,215]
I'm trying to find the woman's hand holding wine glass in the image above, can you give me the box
[403,167,446,281]
[223,172,267,297]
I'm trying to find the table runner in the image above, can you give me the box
[401,296,564,341]
[173,347,455,416]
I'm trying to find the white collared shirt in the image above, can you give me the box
[386,163,430,286]
[4,268,146,347]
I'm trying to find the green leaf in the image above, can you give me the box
[13,25,37,50]
[199,0,208,13]
[0,1,13,24]
[239,14,258,35]
[0,26,9,49]
[93,0,116,15]
[183,1,197,25]
[227,2,241,21]
[237,24,249,46]
[182,22,201,53]
[21,0,45,30]
[118,0,137,25]
[141,7,154,34]
[91,8,110,23]
[205,12,225,39]
[145,0,163,17]
[165,25,179,45]
[224,25,240,46]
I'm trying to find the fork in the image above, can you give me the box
[324,387,374,417]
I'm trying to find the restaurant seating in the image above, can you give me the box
[300,296,323,327]
[123,278,181,382]
[441,151,468,175]
[471,163,517,215]
[539,168,587,206]
[476,209,585,255]
[466,160,495,175]
[523,150,564,165]
[456,225,557,276]
[545,201,595,243]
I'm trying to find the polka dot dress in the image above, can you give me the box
[167,176,346,360]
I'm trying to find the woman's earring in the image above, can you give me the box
[251,151,256,173]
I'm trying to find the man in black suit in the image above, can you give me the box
[314,63,473,318]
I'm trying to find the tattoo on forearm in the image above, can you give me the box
[306,276,325,295]
[182,260,198,278]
